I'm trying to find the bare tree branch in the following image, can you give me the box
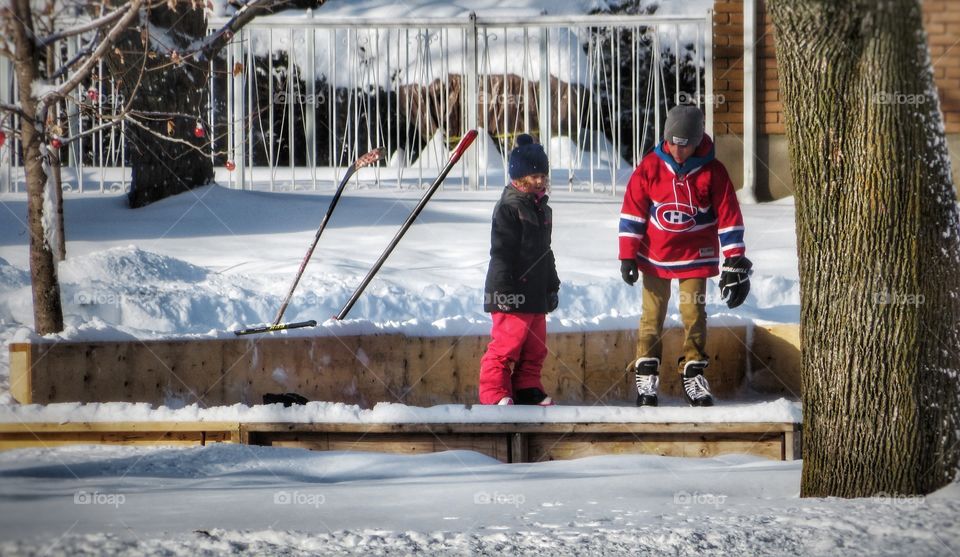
[0,102,29,120]
[36,5,127,48]
[190,0,288,61]
[124,113,211,155]
[42,0,144,108]
[59,112,128,146]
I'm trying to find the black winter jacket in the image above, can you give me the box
[483,186,560,313]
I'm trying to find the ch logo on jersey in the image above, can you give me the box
[654,202,697,232]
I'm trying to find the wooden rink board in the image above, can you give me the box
[3,326,801,461]
[0,422,242,450]
[0,420,801,462]
[8,325,800,407]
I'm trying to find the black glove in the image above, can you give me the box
[547,291,559,312]
[719,256,753,309]
[620,259,639,286]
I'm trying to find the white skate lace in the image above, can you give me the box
[635,373,659,396]
[683,374,711,400]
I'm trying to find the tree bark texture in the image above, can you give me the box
[11,0,64,334]
[769,0,960,497]
[107,4,213,208]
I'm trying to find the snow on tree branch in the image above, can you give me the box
[189,0,286,61]
[43,0,145,107]
[36,5,129,48]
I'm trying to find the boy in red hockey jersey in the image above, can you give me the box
[618,105,752,407]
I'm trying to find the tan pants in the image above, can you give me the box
[636,274,708,370]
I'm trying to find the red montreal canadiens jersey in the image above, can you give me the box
[618,135,745,279]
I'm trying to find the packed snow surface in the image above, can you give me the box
[0,444,957,556]
[0,398,802,424]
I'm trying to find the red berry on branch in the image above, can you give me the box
[193,122,205,138]
[51,137,62,149]
[225,160,236,171]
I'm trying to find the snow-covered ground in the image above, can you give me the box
[0,445,957,556]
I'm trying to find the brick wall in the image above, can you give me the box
[924,1,960,133]
[713,0,960,135]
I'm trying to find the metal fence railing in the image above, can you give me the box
[212,13,713,195]
[0,12,713,196]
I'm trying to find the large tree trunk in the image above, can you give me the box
[108,4,213,208]
[11,0,64,334]
[769,0,960,497]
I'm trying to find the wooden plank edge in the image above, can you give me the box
[8,343,32,405]
[0,421,242,433]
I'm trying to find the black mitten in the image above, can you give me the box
[620,259,639,286]
[719,256,753,309]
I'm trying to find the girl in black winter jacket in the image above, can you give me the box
[478,134,560,406]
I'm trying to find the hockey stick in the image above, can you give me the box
[232,147,386,336]
[335,130,479,321]
[233,319,317,336]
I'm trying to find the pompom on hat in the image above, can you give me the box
[508,134,549,180]
[663,105,705,147]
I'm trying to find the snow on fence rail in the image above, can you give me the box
[0,12,713,195]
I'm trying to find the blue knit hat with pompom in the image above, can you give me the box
[508,134,549,180]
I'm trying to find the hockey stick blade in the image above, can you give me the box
[233,319,318,336]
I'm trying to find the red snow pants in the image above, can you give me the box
[478,312,548,404]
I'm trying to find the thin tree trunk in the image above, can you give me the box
[769,0,960,497]
[12,0,64,334]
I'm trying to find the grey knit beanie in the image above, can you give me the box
[663,105,705,147]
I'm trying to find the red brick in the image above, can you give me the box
[715,2,742,14]
[765,122,786,134]
[715,24,741,35]
[936,55,960,67]
[929,33,960,46]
